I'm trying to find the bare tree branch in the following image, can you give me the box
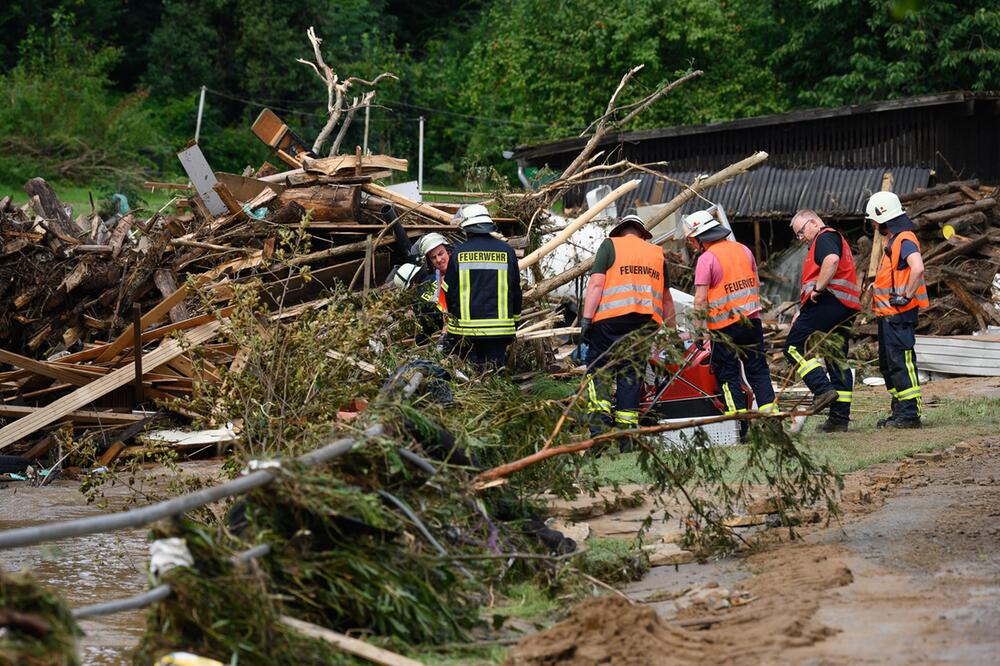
[297,26,396,156]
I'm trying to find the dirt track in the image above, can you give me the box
[511,436,1000,665]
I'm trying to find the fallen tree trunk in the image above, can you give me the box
[523,152,768,303]
[278,185,360,222]
[518,179,640,270]
[920,198,996,226]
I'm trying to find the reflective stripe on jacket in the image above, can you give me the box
[593,236,665,325]
[873,230,929,317]
[800,228,861,311]
[705,240,761,330]
[419,271,447,312]
[443,237,522,337]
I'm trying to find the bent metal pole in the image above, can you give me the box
[0,425,384,551]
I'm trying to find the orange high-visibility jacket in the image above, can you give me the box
[593,236,665,325]
[873,230,929,317]
[800,228,861,311]
[705,240,761,330]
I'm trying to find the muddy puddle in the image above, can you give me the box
[1,479,153,664]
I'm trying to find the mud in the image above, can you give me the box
[517,435,1000,664]
[0,461,225,664]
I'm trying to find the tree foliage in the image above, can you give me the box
[0,0,997,188]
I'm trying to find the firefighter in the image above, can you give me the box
[866,191,929,428]
[442,204,522,368]
[683,208,776,438]
[579,213,676,438]
[413,232,450,331]
[785,209,861,430]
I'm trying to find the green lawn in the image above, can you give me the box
[2,181,178,216]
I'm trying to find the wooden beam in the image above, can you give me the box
[280,616,422,666]
[0,321,221,450]
[95,278,205,363]
[0,405,147,425]
[361,182,454,225]
[0,349,97,387]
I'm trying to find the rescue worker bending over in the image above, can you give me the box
[684,208,776,439]
[413,232,451,345]
[866,191,929,429]
[785,209,861,431]
[579,214,676,439]
[442,204,522,368]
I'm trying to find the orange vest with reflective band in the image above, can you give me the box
[593,236,665,325]
[705,240,761,330]
[800,228,861,311]
[873,230,929,317]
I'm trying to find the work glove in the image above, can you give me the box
[888,293,912,307]
[579,317,592,341]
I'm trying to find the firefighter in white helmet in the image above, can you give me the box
[579,213,675,442]
[441,204,521,368]
[683,206,775,439]
[866,190,929,428]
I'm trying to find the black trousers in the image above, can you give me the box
[710,318,776,413]
[784,297,856,421]
[877,311,922,419]
[585,318,653,428]
[453,336,512,369]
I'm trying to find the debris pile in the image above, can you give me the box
[901,179,1000,336]
[0,569,81,666]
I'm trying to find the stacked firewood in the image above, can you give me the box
[852,179,1000,338]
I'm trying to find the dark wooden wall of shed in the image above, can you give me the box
[528,100,1000,184]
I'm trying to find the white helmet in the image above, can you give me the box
[391,263,422,289]
[414,232,448,258]
[609,213,652,240]
[459,204,496,232]
[682,209,721,239]
[865,191,904,224]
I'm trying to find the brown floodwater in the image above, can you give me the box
[0,461,225,664]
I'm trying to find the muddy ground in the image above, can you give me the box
[513,435,1000,665]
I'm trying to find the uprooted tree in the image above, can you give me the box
[297,26,397,156]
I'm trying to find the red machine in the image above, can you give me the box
[639,345,753,425]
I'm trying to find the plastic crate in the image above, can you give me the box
[657,415,741,448]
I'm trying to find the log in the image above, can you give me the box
[271,200,307,226]
[518,179,640,270]
[23,178,77,243]
[900,179,979,203]
[278,185,360,222]
[926,235,989,266]
[153,269,190,323]
[286,236,395,267]
[920,198,996,226]
[525,152,768,302]
[0,321,221,451]
[361,182,454,225]
[906,191,965,219]
[946,279,989,330]
[280,616,422,666]
[941,211,987,237]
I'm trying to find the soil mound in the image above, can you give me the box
[506,596,705,665]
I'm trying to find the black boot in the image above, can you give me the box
[819,418,849,433]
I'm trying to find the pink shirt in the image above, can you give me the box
[694,243,760,318]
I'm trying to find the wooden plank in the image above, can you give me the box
[153,269,190,323]
[0,321,221,450]
[302,154,408,175]
[0,405,147,425]
[0,349,96,387]
[95,278,205,363]
[361,182,454,225]
[280,616,422,666]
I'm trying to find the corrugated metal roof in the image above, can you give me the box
[575,166,930,219]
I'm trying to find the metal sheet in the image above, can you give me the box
[176,144,228,217]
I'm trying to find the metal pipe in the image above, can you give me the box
[72,542,274,619]
[0,425,383,551]
[418,116,424,191]
[194,85,207,143]
[73,584,171,619]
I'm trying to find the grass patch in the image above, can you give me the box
[1,181,176,213]
[589,392,1000,486]
[490,582,561,621]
